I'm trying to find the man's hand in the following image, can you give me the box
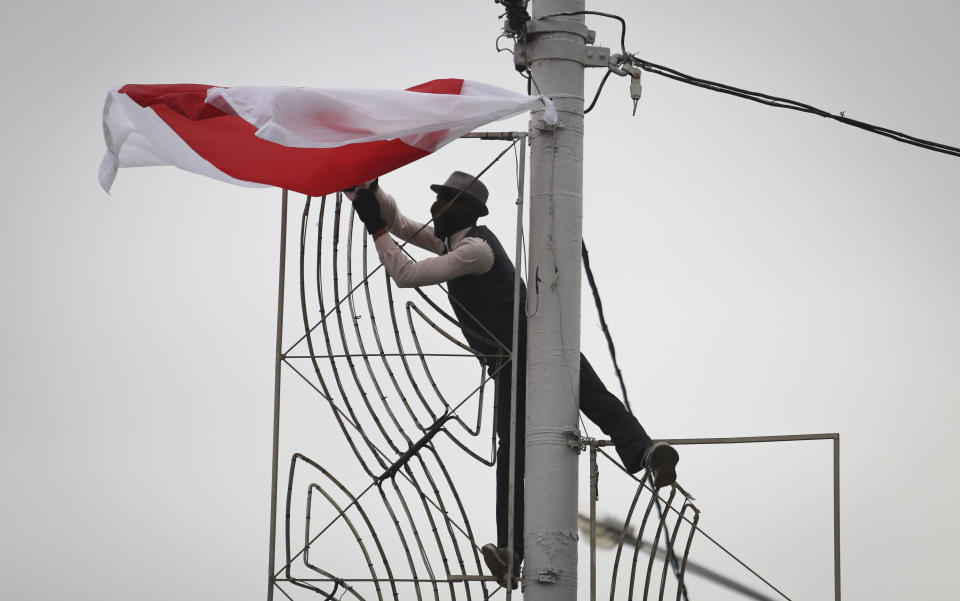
[345,179,387,236]
[342,178,378,201]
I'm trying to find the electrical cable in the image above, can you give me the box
[584,67,614,114]
[581,241,632,414]
[495,34,513,55]
[582,241,694,601]
[541,10,960,158]
[629,56,960,157]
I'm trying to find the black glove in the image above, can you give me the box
[351,183,387,235]
[342,177,379,198]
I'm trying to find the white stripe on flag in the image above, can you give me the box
[209,82,554,151]
[99,90,266,193]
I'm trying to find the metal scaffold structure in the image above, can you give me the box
[259,146,841,601]
[260,144,711,601]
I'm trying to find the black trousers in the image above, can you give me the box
[493,353,652,559]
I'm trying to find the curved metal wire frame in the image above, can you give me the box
[282,185,510,601]
[304,483,380,601]
[298,195,383,482]
[657,503,700,601]
[282,453,392,599]
[283,451,486,601]
[320,197,393,472]
[269,141,815,601]
[279,167,714,601]
[283,175,706,601]
[598,466,700,601]
[277,146,689,601]
[294,197,433,600]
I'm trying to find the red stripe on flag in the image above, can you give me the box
[118,80,464,196]
[405,78,465,95]
[119,84,226,120]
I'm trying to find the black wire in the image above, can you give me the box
[583,241,696,600]
[584,68,614,114]
[540,11,624,116]
[540,10,960,158]
[629,56,960,157]
[581,241,632,414]
[540,10,628,55]
[495,34,514,55]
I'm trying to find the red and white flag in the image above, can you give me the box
[99,79,555,196]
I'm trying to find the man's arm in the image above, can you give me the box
[347,180,492,286]
[375,187,443,255]
[373,234,493,288]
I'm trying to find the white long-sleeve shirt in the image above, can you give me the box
[372,187,494,288]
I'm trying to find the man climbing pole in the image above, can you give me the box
[345,172,678,589]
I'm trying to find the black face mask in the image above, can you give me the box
[431,197,481,240]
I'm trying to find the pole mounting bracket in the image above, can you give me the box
[524,18,596,43]
[566,430,589,453]
[514,39,611,70]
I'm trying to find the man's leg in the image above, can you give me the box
[483,362,525,588]
[578,354,652,473]
[494,363,525,560]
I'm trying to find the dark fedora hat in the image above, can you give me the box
[429,171,489,216]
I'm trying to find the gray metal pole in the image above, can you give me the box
[266,189,289,601]
[833,435,841,601]
[506,134,527,601]
[589,443,599,601]
[523,2,599,599]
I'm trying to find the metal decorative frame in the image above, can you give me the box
[260,136,839,601]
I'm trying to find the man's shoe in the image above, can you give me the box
[481,543,520,590]
[644,442,679,488]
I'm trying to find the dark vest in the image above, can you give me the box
[445,226,527,366]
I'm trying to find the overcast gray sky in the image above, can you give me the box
[2,1,958,600]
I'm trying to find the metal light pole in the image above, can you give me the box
[519,2,610,599]
[266,189,288,601]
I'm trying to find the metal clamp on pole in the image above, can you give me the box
[524,17,596,43]
[566,431,592,453]
[515,38,611,70]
